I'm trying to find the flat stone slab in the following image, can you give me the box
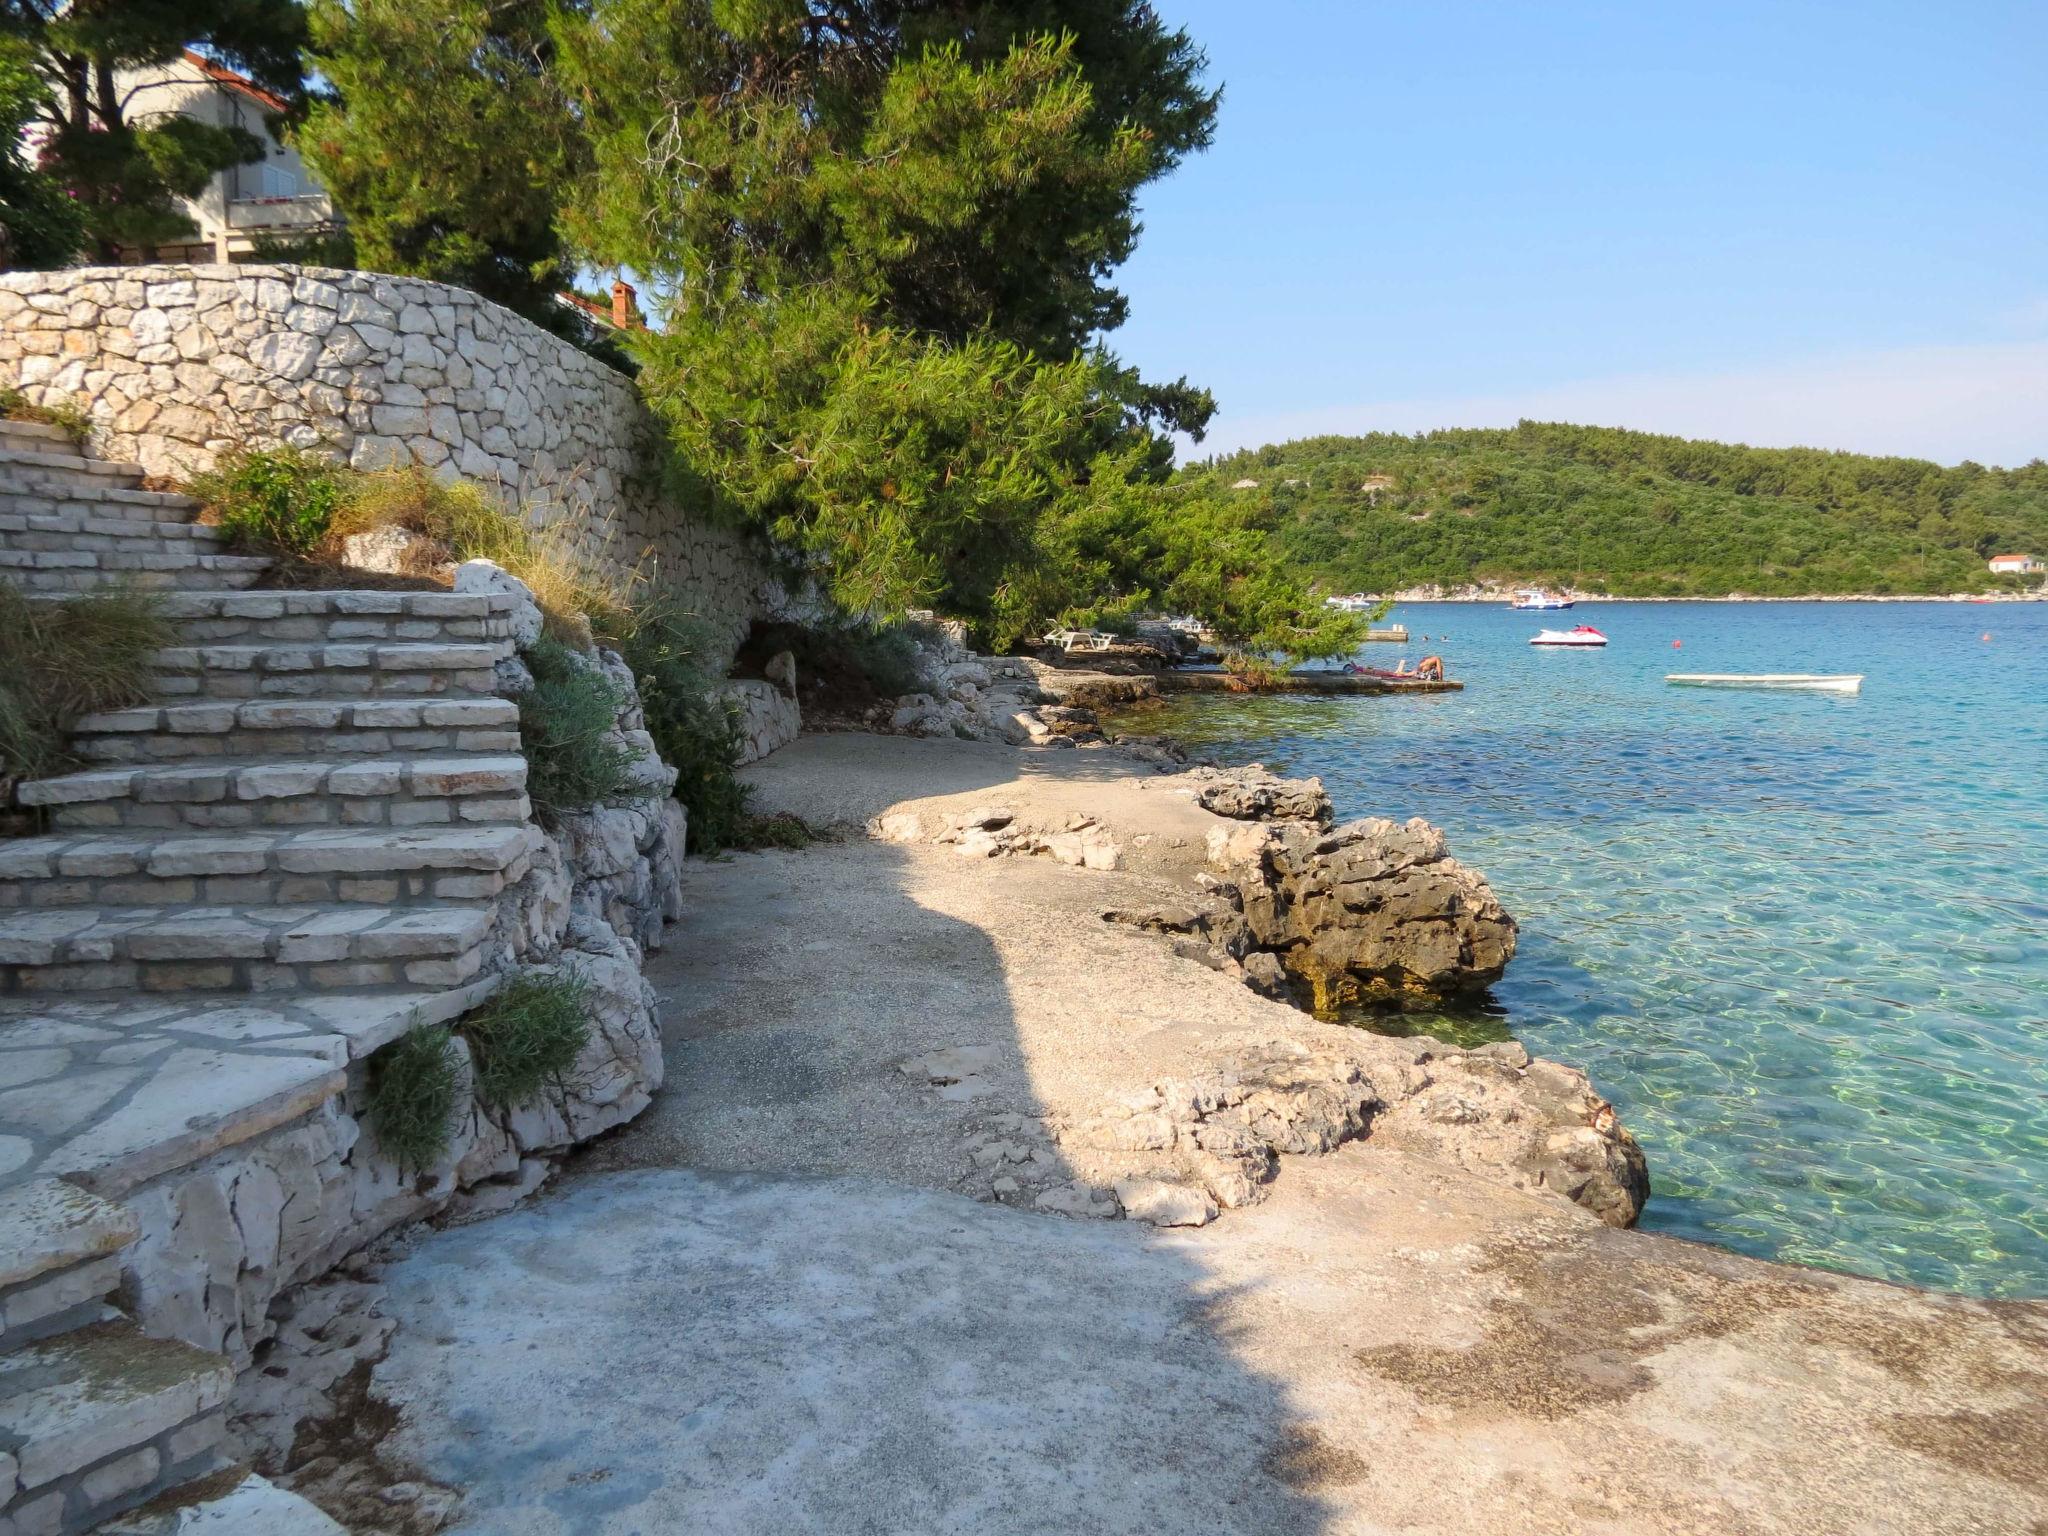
[0,984,497,1198]
[0,1318,230,1490]
[44,1047,343,1198]
[103,1472,348,1534]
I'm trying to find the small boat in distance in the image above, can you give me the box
[1666,673,1864,694]
[1510,590,1575,610]
[1530,625,1607,647]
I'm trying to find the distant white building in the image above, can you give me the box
[113,51,339,262]
[1230,477,1260,490]
[1989,553,2042,575]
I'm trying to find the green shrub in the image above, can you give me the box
[365,1025,462,1172]
[517,636,648,822]
[462,972,591,1110]
[187,445,352,557]
[0,387,92,446]
[614,592,754,855]
[0,583,172,787]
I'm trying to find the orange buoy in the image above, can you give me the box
[1671,639,1682,649]
[1982,632,1992,642]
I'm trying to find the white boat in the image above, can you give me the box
[1510,590,1574,610]
[1530,625,1607,647]
[1325,593,1377,612]
[1666,673,1864,694]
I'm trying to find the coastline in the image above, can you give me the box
[325,724,2048,1532]
[1376,590,2047,604]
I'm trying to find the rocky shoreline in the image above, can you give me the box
[1379,587,2046,603]
[200,712,2048,1534]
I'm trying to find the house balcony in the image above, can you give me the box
[225,194,338,234]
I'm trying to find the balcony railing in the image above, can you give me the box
[225,195,337,232]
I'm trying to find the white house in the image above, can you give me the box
[1988,553,2042,575]
[114,51,339,262]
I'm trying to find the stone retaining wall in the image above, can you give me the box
[0,263,786,667]
[722,680,803,766]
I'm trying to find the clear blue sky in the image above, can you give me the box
[1111,1,2048,465]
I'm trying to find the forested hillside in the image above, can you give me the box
[1187,422,2048,596]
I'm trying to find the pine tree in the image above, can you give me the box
[295,0,592,342]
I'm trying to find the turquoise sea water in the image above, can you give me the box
[1128,601,2048,1297]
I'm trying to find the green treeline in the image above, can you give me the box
[1190,422,2048,597]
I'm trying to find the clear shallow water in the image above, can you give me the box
[1129,602,2048,1297]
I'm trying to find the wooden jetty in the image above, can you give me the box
[1362,625,1409,642]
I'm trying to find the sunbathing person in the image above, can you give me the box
[1394,655,1445,681]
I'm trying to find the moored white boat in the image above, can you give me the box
[1666,673,1863,693]
[1530,625,1607,647]
[1510,590,1575,610]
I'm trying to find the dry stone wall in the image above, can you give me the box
[0,263,787,666]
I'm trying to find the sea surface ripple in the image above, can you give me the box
[1130,600,2048,1297]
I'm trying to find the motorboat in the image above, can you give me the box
[1510,590,1574,610]
[1529,625,1607,647]
[1665,673,1863,694]
[1325,593,1378,612]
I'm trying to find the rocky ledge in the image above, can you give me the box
[880,759,1516,1011]
[746,732,1642,1228]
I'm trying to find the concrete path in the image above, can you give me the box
[362,735,2048,1534]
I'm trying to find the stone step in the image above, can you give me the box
[0,445,148,493]
[0,419,78,453]
[146,641,509,700]
[24,753,530,832]
[0,548,270,594]
[0,823,541,911]
[0,903,496,996]
[0,1319,232,1532]
[0,509,224,562]
[0,483,203,524]
[0,1183,140,1357]
[69,696,521,765]
[0,1183,138,1295]
[142,587,521,646]
[0,982,497,1195]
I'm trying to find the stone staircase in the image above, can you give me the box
[0,418,530,1532]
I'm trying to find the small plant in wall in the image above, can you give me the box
[462,971,592,1111]
[363,975,594,1169]
[364,1024,463,1174]
[515,636,648,823]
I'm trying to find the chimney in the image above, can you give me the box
[611,279,637,331]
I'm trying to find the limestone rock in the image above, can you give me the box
[1204,814,1516,1007]
[453,558,543,648]
[1174,765,1333,826]
[338,524,438,576]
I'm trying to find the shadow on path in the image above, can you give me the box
[370,838,1337,1535]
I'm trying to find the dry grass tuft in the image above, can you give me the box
[1,582,173,792]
